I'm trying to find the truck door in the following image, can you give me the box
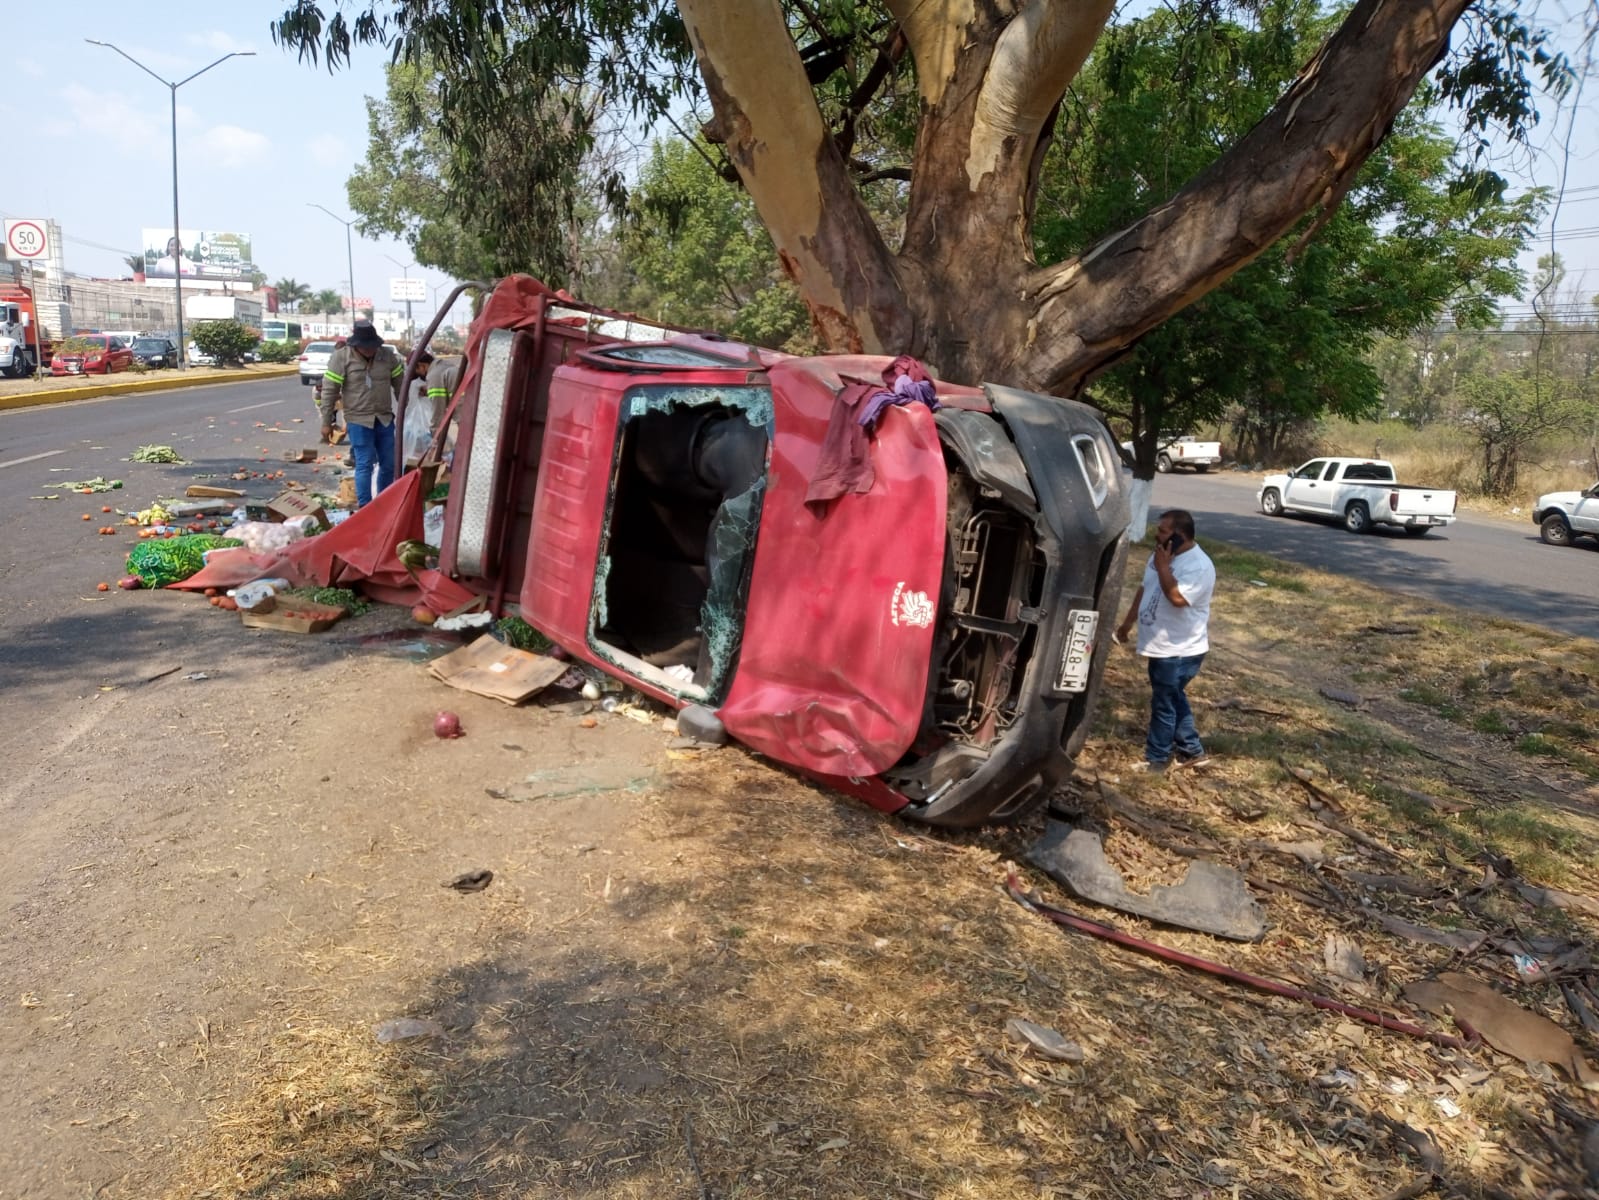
[1283,460,1332,512]
[1572,486,1599,535]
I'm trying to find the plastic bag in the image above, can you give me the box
[403,402,436,464]
[422,504,445,548]
[227,521,310,555]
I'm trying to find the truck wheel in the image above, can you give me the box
[1540,514,1573,547]
[1156,453,1173,474]
[1260,488,1283,516]
[1344,501,1372,534]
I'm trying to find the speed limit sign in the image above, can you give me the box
[4,219,50,261]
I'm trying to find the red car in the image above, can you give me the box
[50,334,134,376]
[421,277,1132,828]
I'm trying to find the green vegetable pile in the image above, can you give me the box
[130,444,188,464]
[280,586,374,616]
[51,476,123,492]
[426,483,450,502]
[495,616,551,652]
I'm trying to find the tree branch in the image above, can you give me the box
[679,0,909,352]
[965,0,1117,190]
[1023,0,1474,395]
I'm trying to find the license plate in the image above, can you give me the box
[67,364,82,374]
[1056,609,1099,693]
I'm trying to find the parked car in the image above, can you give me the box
[187,342,217,366]
[1258,458,1457,535]
[298,340,338,386]
[130,336,178,369]
[428,277,1133,829]
[1532,482,1599,547]
[49,335,133,376]
[1119,433,1223,474]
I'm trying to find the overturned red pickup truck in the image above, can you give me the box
[417,277,1131,828]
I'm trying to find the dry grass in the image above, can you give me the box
[159,542,1599,1200]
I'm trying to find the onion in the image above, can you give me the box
[119,575,143,590]
[434,711,464,739]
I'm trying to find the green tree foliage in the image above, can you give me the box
[189,320,261,367]
[273,278,312,312]
[615,140,812,351]
[1033,0,1542,474]
[124,254,145,277]
[1460,371,1584,496]
[346,59,606,286]
[310,289,344,316]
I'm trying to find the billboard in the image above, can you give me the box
[140,228,255,283]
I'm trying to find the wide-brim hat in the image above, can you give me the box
[348,322,383,349]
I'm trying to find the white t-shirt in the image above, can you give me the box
[1135,544,1215,657]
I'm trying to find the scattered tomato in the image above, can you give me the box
[204,587,219,597]
[96,582,110,592]
[82,513,92,520]
[101,505,112,513]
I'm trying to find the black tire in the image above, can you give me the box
[1156,453,1173,474]
[301,375,313,386]
[1402,525,1431,538]
[1540,514,1573,547]
[1344,500,1372,534]
[1261,487,1284,516]
[1195,464,1211,474]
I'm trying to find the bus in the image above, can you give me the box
[260,318,305,345]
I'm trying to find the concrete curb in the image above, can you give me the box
[0,365,298,412]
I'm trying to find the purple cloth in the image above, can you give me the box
[806,355,942,513]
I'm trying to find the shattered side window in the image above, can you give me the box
[591,385,774,702]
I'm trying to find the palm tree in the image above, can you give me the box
[273,278,312,312]
[311,288,344,316]
[125,253,146,277]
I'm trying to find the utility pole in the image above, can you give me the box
[87,40,254,368]
[310,204,359,331]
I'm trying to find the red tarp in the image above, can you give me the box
[171,470,478,612]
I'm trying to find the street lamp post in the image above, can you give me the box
[87,40,255,369]
[384,254,416,344]
[310,204,359,331]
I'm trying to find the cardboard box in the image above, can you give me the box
[240,601,346,634]
[427,635,569,705]
[282,449,317,464]
[335,479,357,508]
[266,490,328,527]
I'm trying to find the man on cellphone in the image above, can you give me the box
[1114,509,1216,773]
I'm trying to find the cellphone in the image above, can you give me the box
[1166,531,1186,552]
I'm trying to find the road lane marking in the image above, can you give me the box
[0,449,66,470]
[226,399,285,414]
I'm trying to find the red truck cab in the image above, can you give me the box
[0,286,56,377]
[430,277,1131,828]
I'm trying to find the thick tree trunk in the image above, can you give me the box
[678,0,910,353]
[685,0,1471,403]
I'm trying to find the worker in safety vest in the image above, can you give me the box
[319,321,403,507]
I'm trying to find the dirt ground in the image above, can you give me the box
[3,545,1597,1200]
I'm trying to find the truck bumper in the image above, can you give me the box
[901,387,1131,828]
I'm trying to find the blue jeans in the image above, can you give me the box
[1145,653,1206,764]
[347,420,395,508]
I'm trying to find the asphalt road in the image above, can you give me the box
[1150,468,1595,639]
[0,375,331,688]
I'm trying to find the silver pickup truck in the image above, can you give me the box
[1258,457,1457,535]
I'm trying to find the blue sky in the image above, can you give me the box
[4,1,1597,328]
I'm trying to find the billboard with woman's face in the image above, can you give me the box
[140,229,255,281]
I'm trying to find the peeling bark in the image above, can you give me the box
[679,0,910,353]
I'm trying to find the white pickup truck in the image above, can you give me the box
[1532,482,1599,547]
[1258,458,1457,536]
[1121,434,1223,473]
